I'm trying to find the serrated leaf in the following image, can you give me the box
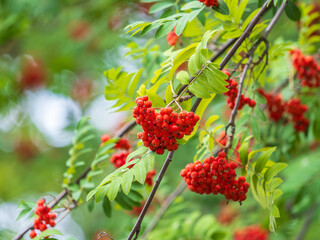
[271,204,280,218]
[176,70,189,84]
[95,185,109,203]
[102,197,112,217]
[86,188,98,202]
[255,107,267,121]
[205,115,219,129]
[149,2,175,14]
[189,82,211,98]
[181,1,203,10]
[188,54,199,77]
[155,21,176,39]
[133,161,147,184]
[272,189,283,201]
[268,177,283,192]
[255,147,276,173]
[265,163,287,182]
[121,170,134,195]
[212,0,229,15]
[107,179,121,201]
[239,142,249,167]
[126,147,148,163]
[175,15,188,36]
[250,117,260,141]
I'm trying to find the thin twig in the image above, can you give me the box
[14,120,137,240]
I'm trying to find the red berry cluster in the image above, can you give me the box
[167,28,179,46]
[258,89,285,122]
[110,151,131,169]
[100,135,130,150]
[234,225,269,240]
[29,199,57,239]
[290,49,320,88]
[133,96,199,155]
[199,0,219,7]
[286,98,309,132]
[223,71,256,110]
[258,90,309,131]
[145,169,156,186]
[180,151,249,202]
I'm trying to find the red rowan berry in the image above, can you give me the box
[29,230,37,238]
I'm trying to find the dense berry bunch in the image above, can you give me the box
[199,0,219,7]
[234,225,269,240]
[133,96,199,154]
[110,151,130,168]
[180,151,249,202]
[223,71,256,110]
[258,90,309,131]
[167,28,179,46]
[100,135,131,150]
[290,49,320,88]
[29,199,57,239]
[258,89,285,122]
[286,98,309,131]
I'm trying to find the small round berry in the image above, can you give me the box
[29,230,37,238]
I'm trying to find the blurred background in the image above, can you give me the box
[1,0,320,240]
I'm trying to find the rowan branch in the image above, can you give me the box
[14,120,137,240]
[224,0,288,154]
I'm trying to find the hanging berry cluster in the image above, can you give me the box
[286,98,309,132]
[29,199,57,239]
[133,96,199,155]
[223,71,256,110]
[199,0,219,8]
[290,49,320,88]
[180,151,249,202]
[101,135,156,186]
[258,89,285,122]
[234,225,269,240]
[258,90,309,131]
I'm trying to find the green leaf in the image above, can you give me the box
[239,142,249,167]
[205,115,219,129]
[121,170,134,195]
[272,189,283,201]
[133,161,147,184]
[86,188,98,202]
[175,15,188,36]
[255,107,267,121]
[176,70,189,84]
[265,163,288,182]
[250,117,260,141]
[188,54,199,77]
[95,185,109,203]
[126,146,148,163]
[107,179,121,202]
[254,147,276,173]
[149,2,175,14]
[32,229,63,240]
[268,177,283,192]
[271,204,280,218]
[189,82,211,98]
[155,21,176,39]
[102,197,112,217]
[212,0,229,15]
[285,0,301,22]
[181,1,203,10]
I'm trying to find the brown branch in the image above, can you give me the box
[13,120,137,240]
[224,1,288,153]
